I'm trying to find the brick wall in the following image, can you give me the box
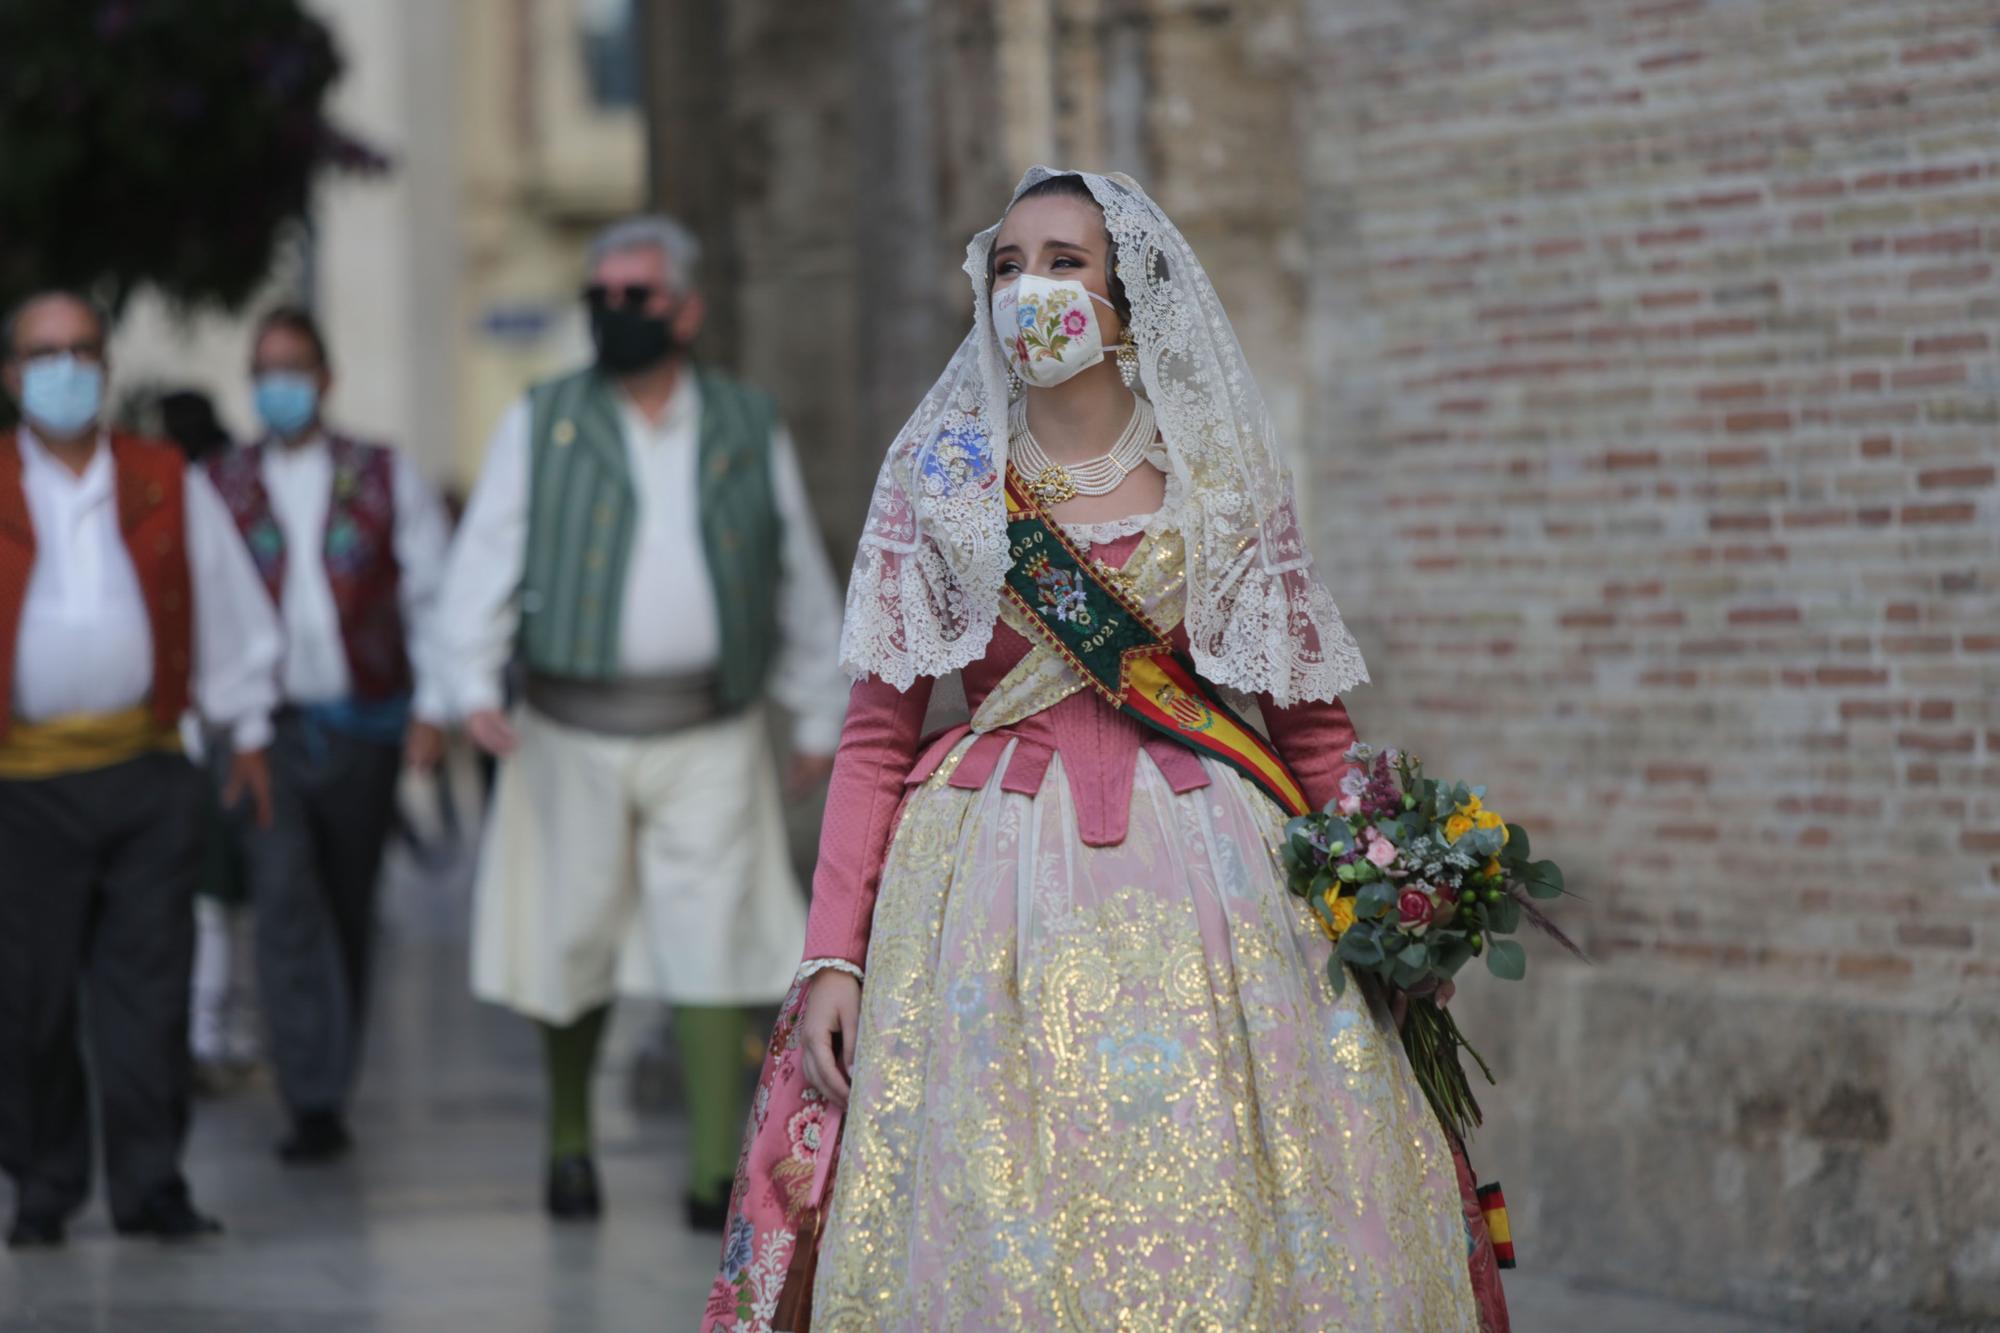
[1298,0,2000,1323]
[660,0,1998,1322]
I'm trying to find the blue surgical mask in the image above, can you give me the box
[253,372,320,438]
[20,355,105,438]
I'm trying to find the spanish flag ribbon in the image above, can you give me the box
[1477,1181,1516,1269]
[1000,469,1309,818]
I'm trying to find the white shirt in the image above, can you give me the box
[259,434,451,720]
[436,375,848,752]
[612,388,723,674]
[13,429,281,751]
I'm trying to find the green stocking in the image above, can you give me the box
[539,1003,611,1160]
[675,1004,749,1204]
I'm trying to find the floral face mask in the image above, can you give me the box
[992,273,1120,389]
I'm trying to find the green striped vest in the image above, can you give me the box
[520,366,782,712]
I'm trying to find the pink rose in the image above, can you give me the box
[1366,836,1398,869]
[1397,888,1435,933]
[1062,308,1089,337]
[1338,794,1362,816]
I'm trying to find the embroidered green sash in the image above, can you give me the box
[1001,469,1310,817]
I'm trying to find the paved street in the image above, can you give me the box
[2,831,1790,1333]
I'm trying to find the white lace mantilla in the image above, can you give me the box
[839,168,1369,706]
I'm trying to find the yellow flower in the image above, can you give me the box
[1457,794,1486,819]
[1483,857,1503,880]
[1444,813,1475,843]
[1475,810,1508,844]
[1317,890,1357,941]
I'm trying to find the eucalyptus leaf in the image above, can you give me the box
[1487,896,1522,933]
[1505,824,1530,860]
[1325,956,1348,996]
[1484,937,1527,980]
[1357,883,1397,917]
[1397,941,1429,969]
[1338,931,1384,967]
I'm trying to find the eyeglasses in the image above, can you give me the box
[583,283,663,310]
[13,340,105,365]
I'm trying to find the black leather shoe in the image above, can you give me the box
[6,1215,66,1249]
[278,1110,354,1165]
[115,1187,223,1242]
[683,1191,730,1234]
[545,1154,602,1221]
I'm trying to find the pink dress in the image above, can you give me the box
[703,524,1507,1332]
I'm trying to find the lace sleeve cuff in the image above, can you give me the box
[797,958,865,985]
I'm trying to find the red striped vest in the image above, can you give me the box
[206,436,412,701]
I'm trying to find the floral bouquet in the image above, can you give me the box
[1281,744,1580,1142]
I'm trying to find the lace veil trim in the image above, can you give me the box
[838,167,1368,706]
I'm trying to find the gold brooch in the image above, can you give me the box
[1029,465,1078,506]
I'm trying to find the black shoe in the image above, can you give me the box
[545,1154,602,1221]
[115,1186,223,1243]
[683,1191,730,1234]
[277,1110,353,1165]
[6,1215,66,1249]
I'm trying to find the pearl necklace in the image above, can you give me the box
[1008,394,1157,507]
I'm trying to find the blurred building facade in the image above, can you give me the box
[643,2,1998,1329]
[111,0,647,491]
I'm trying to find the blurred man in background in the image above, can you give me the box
[205,306,452,1165]
[436,216,846,1228]
[156,388,262,1092]
[0,291,281,1248]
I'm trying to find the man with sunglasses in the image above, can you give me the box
[437,217,846,1228]
[0,290,282,1249]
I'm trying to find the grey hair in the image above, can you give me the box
[586,215,702,295]
[3,289,112,359]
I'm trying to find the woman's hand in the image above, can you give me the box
[800,970,862,1107]
[1389,978,1456,1030]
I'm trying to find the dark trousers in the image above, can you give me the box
[0,753,202,1224]
[222,713,402,1119]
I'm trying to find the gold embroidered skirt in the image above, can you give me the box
[812,740,1481,1331]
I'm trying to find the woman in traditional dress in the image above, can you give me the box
[702,169,1509,1332]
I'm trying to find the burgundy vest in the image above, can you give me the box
[206,436,412,701]
[0,433,194,739]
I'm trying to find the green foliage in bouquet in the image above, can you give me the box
[1281,745,1580,1142]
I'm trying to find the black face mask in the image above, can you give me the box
[590,301,677,375]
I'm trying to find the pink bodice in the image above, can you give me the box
[803,530,1360,970]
